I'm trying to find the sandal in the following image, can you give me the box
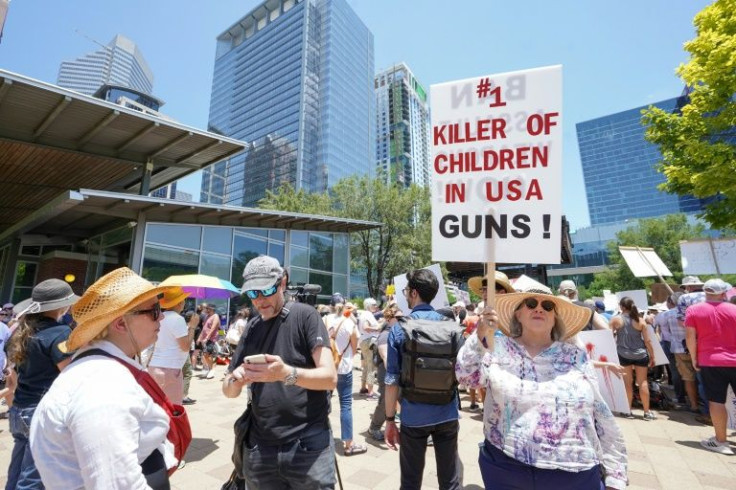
[344,443,368,456]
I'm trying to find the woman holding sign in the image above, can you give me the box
[455,285,627,490]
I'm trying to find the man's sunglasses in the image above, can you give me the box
[129,302,162,321]
[522,298,556,312]
[245,283,280,300]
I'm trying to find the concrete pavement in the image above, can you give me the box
[1,360,735,489]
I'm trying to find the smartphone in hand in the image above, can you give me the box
[244,354,268,364]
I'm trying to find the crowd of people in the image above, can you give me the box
[1,255,734,489]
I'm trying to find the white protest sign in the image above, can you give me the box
[680,238,736,275]
[615,290,648,313]
[645,325,669,366]
[394,264,450,316]
[619,247,672,278]
[510,274,548,292]
[430,65,562,264]
[577,330,630,414]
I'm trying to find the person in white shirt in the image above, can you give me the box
[148,288,192,405]
[357,298,380,397]
[331,303,367,455]
[29,267,184,489]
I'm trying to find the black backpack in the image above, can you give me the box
[399,317,464,405]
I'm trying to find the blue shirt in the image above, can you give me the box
[386,303,459,427]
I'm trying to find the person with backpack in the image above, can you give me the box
[367,303,401,441]
[28,268,191,489]
[456,285,628,490]
[384,268,463,490]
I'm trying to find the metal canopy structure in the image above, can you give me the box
[0,69,246,230]
[0,189,381,244]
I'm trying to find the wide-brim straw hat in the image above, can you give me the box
[468,271,515,296]
[14,279,79,316]
[494,286,593,340]
[160,287,191,309]
[61,267,175,353]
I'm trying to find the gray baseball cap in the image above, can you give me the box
[242,255,285,292]
[703,278,731,295]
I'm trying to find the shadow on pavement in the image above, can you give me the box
[184,437,222,463]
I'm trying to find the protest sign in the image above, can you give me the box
[680,238,736,275]
[615,290,648,313]
[577,330,630,414]
[430,65,562,264]
[618,247,672,278]
[394,264,450,316]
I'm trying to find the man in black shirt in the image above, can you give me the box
[223,255,337,489]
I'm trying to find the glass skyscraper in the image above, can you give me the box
[375,62,430,187]
[57,35,153,96]
[577,95,707,226]
[202,0,374,207]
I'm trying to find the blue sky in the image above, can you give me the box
[0,0,710,230]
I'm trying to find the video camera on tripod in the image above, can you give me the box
[286,283,322,306]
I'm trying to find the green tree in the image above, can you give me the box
[642,0,736,230]
[259,175,432,298]
[587,214,705,296]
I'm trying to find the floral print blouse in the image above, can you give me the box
[456,334,628,490]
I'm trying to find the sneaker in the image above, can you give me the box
[359,388,369,394]
[469,403,480,411]
[624,412,636,419]
[643,411,656,421]
[206,370,215,379]
[182,397,197,405]
[369,428,384,441]
[700,436,734,455]
[177,459,186,470]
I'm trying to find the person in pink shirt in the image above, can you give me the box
[197,304,221,379]
[685,278,736,455]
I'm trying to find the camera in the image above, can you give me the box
[286,284,322,306]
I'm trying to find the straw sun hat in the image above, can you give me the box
[160,287,191,309]
[61,267,175,353]
[494,286,593,340]
[468,271,515,296]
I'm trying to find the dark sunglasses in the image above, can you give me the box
[129,302,162,321]
[245,283,280,300]
[522,298,556,312]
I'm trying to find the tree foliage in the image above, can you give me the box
[587,214,705,296]
[642,0,736,230]
[258,175,432,299]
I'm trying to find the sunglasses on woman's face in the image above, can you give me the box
[523,298,556,312]
[245,283,280,300]
[129,302,162,322]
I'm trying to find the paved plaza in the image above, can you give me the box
[1,359,735,489]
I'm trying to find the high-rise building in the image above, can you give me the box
[577,95,708,226]
[57,34,153,96]
[201,0,374,207]
[374,62,430,187]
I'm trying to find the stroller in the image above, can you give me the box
[633,375,673,411]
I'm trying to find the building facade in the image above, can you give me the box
[57,34,153,96]
[201,0,374,207]
[374,62,430,187]
[577,95,708,226]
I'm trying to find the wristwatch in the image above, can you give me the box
[283,365,298,386]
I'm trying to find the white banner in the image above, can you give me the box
[430,65,562,264]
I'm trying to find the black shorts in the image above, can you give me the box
[203,340,218,355]
[619,355,649,367]
[700,366,736,404]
